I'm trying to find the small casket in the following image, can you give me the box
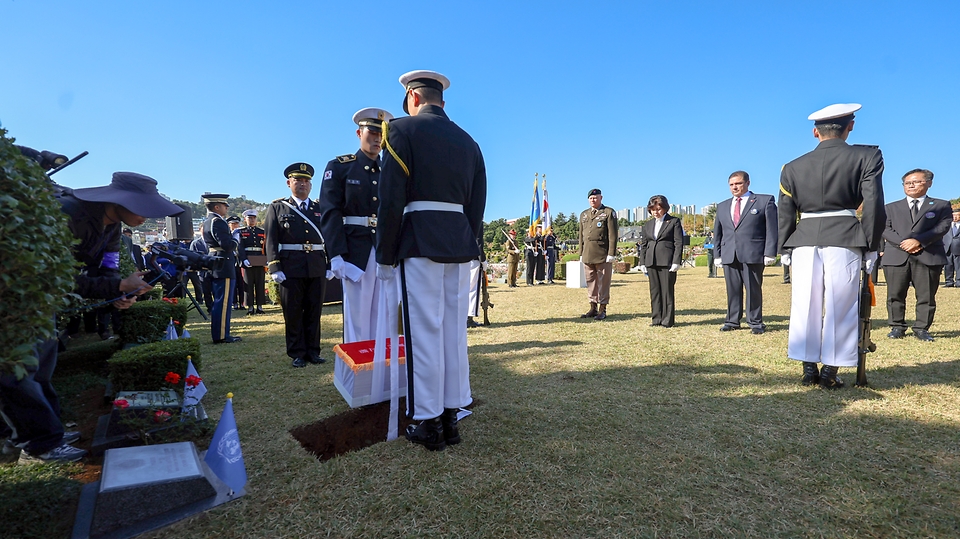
[333,337,407,408]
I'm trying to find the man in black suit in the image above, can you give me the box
[202,194,242,344]
[881,169,952,342]
[943,207,960,287]
[265,163,329,368]
[639,195,684,328]
[713,171,778,334]
[377,70,486,451]
[778,103,885,389]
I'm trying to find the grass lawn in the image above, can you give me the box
[3,266,960,538]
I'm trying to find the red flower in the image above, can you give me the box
[185,374,202,388]
[153,410,172,423]
[164,372,181,384]
[174,320,181,325]
[113,399,129,409]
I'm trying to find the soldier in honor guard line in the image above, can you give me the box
[238,209,267,315]
[265,163,330,368]
[202,194,242,344]
[778,103,885,389]
[376,70,486,451]
[226,215,245,310]
[318,107,394,344]
[578,188,618,321]
[504,229,522,287]
[524,224,544,286]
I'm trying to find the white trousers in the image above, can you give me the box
[401,258,473,420]
[342,248,382,344]
[467,259,481,317]
[788,246,861,367]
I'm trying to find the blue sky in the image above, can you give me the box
[2,1,957,222]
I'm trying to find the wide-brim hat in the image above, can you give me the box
[72,172,183,218]
[808,103,861,125]
[399,70,450,114]
[353,108,394,133]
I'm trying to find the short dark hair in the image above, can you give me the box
[414,87,443,104]
[728,170,750,183]
[902,168,933,183]
[815,123,847,138]
[647,195,669,211]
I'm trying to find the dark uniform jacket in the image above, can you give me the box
[778,138,885,253]
[202,213,238,279]
[578,205,618,264]
[237,226,265,265]
[264,198,328,279]
[714,193,778,265]
[376,105,487,266]
[318,151,380,270]
[524,233,543,254]
[639,215,683,267]
[59,193,123,299]
[881,197,952,267]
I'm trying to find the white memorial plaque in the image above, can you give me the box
[101,442,203,492]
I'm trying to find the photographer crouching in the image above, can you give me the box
[2,165,183,464]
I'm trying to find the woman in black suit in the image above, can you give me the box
[638,195,684,327]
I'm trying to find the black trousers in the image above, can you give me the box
[884,259,943,331]
[723,259,765,329]
[945,254,959,286]
[279,276,325,359]
[0,336,64,454]
[234,265,245,306]
[545,250,556,281]
[648,266,677,327]
[525,251,537,285]
[243,266,266,309]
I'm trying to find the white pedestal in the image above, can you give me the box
[566,261,587,288]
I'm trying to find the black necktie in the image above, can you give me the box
[910,200,919,222]
[300,201,307,212]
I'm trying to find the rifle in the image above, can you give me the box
[480,266,493,326]
[856,263,877,387]
[501,229,520,252]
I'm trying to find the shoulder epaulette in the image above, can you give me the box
[272,197,286,203]
[336,154,357,163]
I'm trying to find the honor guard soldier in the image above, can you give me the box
[265,163,330,368]
[318,107,395,343]
[238,209,267,315]
[376,70,486,450]
[226,215,245,310]
[202,194,242,344]
[778,103,885,388]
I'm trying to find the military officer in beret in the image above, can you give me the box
[377,70,486,451]
[779,103,885,388]
[202,194,242,344]
[226,215,245,310]
[318,107,394,343]
[578,188,618,320]
[265,163,329,368]
[238,209,267,315]
[504,229,522,287]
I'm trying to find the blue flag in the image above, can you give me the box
[164,318,178,340]
[204,394,247,493]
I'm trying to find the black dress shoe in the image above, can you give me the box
[291,357,307,368]
[887,327,906,339]
[719,325,739,332]
[819,365,844,389]
[441,408,461,445]
[255,309,265,314]
[751,327,765,335]
[801,362,820,385]
[914,329,934,342]
[405,417,445,451]
[247,310,255,315]
[594,311,607,321]
[307,353,326,364]
[214,336,242,344]
[466,318,481,328]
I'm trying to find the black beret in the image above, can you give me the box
[588,188,602,197]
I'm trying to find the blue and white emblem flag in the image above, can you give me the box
[164,318,178,340]
[204,393,247,494]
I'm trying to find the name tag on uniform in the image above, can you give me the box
[346,179,360,185]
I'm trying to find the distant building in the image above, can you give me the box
[617,208,631,222]
[702,202,717,215]
[634,206,649,221]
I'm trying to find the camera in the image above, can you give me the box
[143,242,224,285]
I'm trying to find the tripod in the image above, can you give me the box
[165,271,208,321]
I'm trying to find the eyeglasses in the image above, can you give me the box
[903,180,929,186]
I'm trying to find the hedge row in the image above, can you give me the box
[118,300,188,345]
[108,338,201,391]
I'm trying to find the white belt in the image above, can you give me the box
[800,209,857,219]
[244,247,262,251]
[279,243,325,252]
[209,247,224,252]
[344,216,378,227]
[403,201,463,214]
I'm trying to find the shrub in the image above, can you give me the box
[615,262,631,274]
[622,255,638,268]
[561,253,580,264]
[267,280,281,304]
[58,338,122,373]
[108,338,201,392]
[555,263,565,280]
[695,254,708,267]
[117,300,188,345]
[0,129,78,378]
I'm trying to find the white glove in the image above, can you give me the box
[271,271,286,283]
[639,265,648,275]
[605,255,615,263]
[377,264,395,281]
[781,254,791,267]
[579,256,583,263]
[714,259,723,268]
[482,261,488,271]
[330,255,345,280]
[242,259,251,267]
[763,256,776,266]
[669,263,679,272]
[864,251,878,274]
[343,262,364,282]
